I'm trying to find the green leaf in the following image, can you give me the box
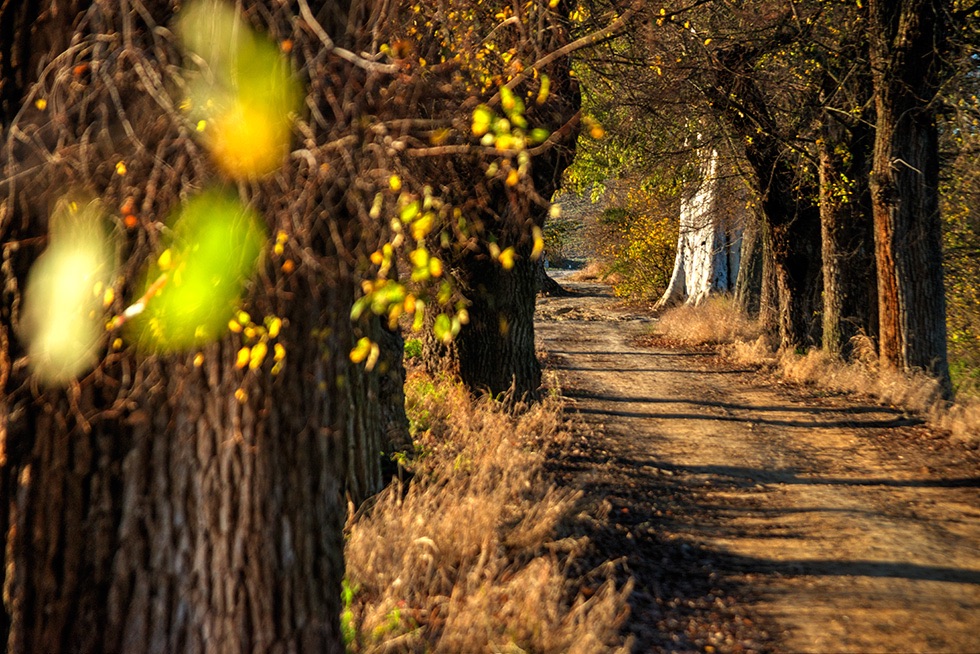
[433,313,452,344]
[129,189,266,351]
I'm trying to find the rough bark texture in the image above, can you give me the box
[451,28,580,399]
[0,1,381,651]
[711,55,822,349]
[456,234,543,399]
[2,217,352,654]
[536,261,574,297]
[758,219,780,342]
[818,105,878,360]
[734,212,763,317]
[868,0,951,393]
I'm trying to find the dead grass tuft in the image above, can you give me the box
[567,261,608,282]
[654,300,980,447]
[654,296,762,346]
[344,370,632,652]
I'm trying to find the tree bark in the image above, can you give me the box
[655,149,743,310]
[2,219,352,654]
[456,233,542,399]
[452,34,580,400]
[0,1,382,651]
[734,211,763,317]
[758,218,780,342]
[711,50,823,350]
[818,102,878,360]
[868,0,951,393]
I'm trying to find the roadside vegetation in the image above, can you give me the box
[343,368,632,653]
[646,298,980,448]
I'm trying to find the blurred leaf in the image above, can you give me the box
[179,0,302,177]
[20,196,116,384]
[433,313,452,344]
[129,190,266,351]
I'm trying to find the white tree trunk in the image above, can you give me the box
[655,150,743,309]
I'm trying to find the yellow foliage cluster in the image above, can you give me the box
[591,183,678,303]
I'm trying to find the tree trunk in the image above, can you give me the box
[452,41,580,399]
[0,1,382,651]
[456,234,542,399]
[868,0,951,393]
[2,224,352,654]
[536,261,574,297]
[346,316,409,504]
[818,103,878,360]
[734,211,763,317]
[655,149,743,310]
[759,218,780,342]
[711,54,823,350]
[770,196,822,350]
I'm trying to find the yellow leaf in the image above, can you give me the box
[235,346,250,369]
[350,337,372,364]
[411,212,435,241]
[499,247,516,270]
[249,341,267,370]
[115,161,127,176]
[35,98,48,110]
[157,248,173,271]
[193,352,205,367]
[534,74,551,104]
[365,341,380,371]
[267,316,282,338]
[531,226,544,260]
[506,169,520,186]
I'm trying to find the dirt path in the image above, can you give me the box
[537,277,980,654]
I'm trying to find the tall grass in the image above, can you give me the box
[654,296,761,346]
[653,298,980,447]
[343,370,632,653]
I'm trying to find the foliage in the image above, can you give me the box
[941,88,980,396]
[19,197,116,384]
[543,216,579,267]
[590,183,679,303]
[403,338,424,360]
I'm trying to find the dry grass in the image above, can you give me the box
[343,370,632,653]
[567,261,609,282]
[653,296,762,346]
[654,299,980,447]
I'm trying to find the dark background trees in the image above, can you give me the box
[568,0,976,394]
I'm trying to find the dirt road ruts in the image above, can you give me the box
[538,276,980,654]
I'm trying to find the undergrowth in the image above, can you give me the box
[652,298,980,447]
[343,369,632,653]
